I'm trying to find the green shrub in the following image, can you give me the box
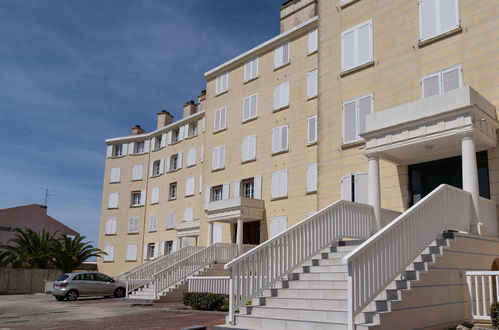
[491,301,499,329]
[183,292,229,311]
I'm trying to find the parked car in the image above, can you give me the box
[52,272,126,301]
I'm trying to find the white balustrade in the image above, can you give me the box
[225,200,376,324]
[188,276,230,294]
[343,184,476,329]
[466,271,499,321]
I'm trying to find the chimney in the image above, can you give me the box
[156,110,174,129]
[183,100,196,118]
[197,90,206,111]
[131,125,145,135]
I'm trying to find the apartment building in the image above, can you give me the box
[98,1,498,327]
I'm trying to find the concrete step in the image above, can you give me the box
[235,314,348,330]
[256,296,348,310]
[241,305,349,323]
[263,288,347,299]
[276,279,348,290]
[292,271,348,281]
[301,264,348,273]
[301,258,345,266]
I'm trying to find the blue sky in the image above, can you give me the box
[0,0,283,245]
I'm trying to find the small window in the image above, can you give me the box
[113,145,123,157]
[271,169,288,199]
[273,82,290,111]
[190,122,198,136]
[108,192,119,209]
[166,211,176,229]
[308,28,318,54]
[128,216,139,233]
[270,216,287,238]
[151,186,160,204]
[147,243,156,259]
[307,115,318,144]
[103,246,115,261]
[131,191,142,206]
[164,241,174,255]
[421,65,462,98]
[110,167,120,183]
[241,135,257,162]
[185,177,195,197]
[307,69,318,99]
[184,207,193,222]
[212,145,226,170]
[170,154,180,171]
[149,214,157,232]
[342,94,373,144]
[135,141,145,154]
[132,164,143,181]
[244,57,259,81]
[306,163,318,193]
[419,0,460,42]
[272,125,289,154]
[341,20,373,72]
[242,178,254,198]
[154,136,162,150]
[152,160,162,176]
[274,42,290,69]
[105,218,117,235]
[126,244,137,261]
[187,148,196,167]
[243,94,258,121]
[215,71,229,94]
[211,185,223,202]
[172,128,180,143]
[214,107,227,132]
[169,182,177,200]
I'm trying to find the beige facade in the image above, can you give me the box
[98,0,499,278]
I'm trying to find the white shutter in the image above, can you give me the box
[128,143,134,155]
[442,66,461,92]
[166,210,176,229]
[308,116,317,144]
[105,219,112,235]
[140,189,146,205]
[184,208,193,222]
[212,147,219,170]
[307,69,318,98]
[422,73,440,98]
[279,216,288,234]
[281,170,288,198]
[204,187,211,210]
[177,152,183,169]
[126,244,137,261]
[281,125,288,151]
[270,218,280,238]
[213,224,223,243]
[108,192,119,209]
[179,125,185,141]
[341,174,353,201]
[106,145,113,158]
[149,215,157,231]
[185,177,195,196]
[200,144,204,163]
[440,0,459,34]
[159,241,165,256]
[151,137,156,151]
[121,143,128,156]
[172,240,178,252]
[272,127,279,153]
[143,244,148,260]
[143,140,149,152]
[241,136,248,162]
[160,133,166,148]
[420,0,438,40]
[308,28,318,54]
[153,242,159,258]
[283,42,290,65]
[251,94,258,118]
[132,165,143,180]
[357,20,372,66]
[342,29,356,71]
[248,135,256,160]
[219,145,225,169]
[110,167,120,183]
[358,95,372,135]
[243,96,251,121]
[254,176,262,199]
[307,163,318,193]
[149,162,154,178]
[274,44,283,68]
[343,100,357,143]
[199,175,203,193]
[167,131,172,145]
[187,147,196,166]
[281,82,290,108]
[221,107,227,129]
[151,186,159,204]
[159,158,165,174]
[104,246,114,261]
[354,172,369,204]
[222,183,230,200]
[273,84,280,110]
[165,156,171,172]
[233,180,240,198]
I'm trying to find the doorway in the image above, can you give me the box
[242,221,260,245]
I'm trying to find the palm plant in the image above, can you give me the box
[51,235,105,273]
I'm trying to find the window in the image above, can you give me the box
[151,186,160,204]
[126,244,137,261]
[113,144,123,157]
[172,128,180,143]
[342,94,373,144]
[212,145,226,170]
[214,107,227,132]
[307,163,318,193]
[187,147,196,167]
[270,216,287,238]
[307,69,318,99]
[166,211,176,229]
[128,216,139,233]
[190,122,198,136]
[135,141,145,154]
[274,42,290,68]
[164,241,173,254]
[169,182,177,200]
[308,28,318,54]
[103,246,115,261]
[341,19,373,72]
[110,167,120,183]
[273,82,290,110]
[421,65,462,98]
[131,190,144,207]
[211,185,223,201]
[419,0,460,41]
[132,164,143,181]
[215,71,228,94]
[241,135,257,162]
[244,57,259,81]
[152,135,163,150]
[185,177,195,197]
[149,214,157,232]
[184,208,193,222]
[147,243,156,259]
[272,125,289,154]
[151,159,164,177]
[243,94,258,121]
[341,172,368,204]
[307,115,318,144]
[271,169,288,199]
[105,218,117,235]
[108,192,119,209]
[242,178,254,198]
[168,153,182,171]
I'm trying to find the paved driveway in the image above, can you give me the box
[0,294,226,329]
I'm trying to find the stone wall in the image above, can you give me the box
[0,268,61,294]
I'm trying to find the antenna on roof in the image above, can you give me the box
[44,189,49,207]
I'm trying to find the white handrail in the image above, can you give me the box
[188,276,231,294]
[343,184,476,329]
[465,271,499,321]
[225,200,377,324]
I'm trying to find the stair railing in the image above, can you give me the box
[153,243,254,298]
[343,184,476,329]
[120,245,203,293]
[224,200,377,324]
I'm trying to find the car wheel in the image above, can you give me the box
[66,290,79,301]
[55,296,65,301]
[114,287,125,298]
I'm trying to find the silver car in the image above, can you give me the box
[52,272,126,301]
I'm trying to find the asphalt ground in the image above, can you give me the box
[0,294,226,329]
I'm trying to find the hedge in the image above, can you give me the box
[491,301,499,329]
[183,292,229,311]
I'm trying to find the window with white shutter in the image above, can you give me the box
[185,177,195,196]
[184,208,193,222]
[215,71,228,94]
[213,224,223,243]
[273,81,290,110]
[271,169,288,199]
[421,65,462,98]
[108,192,119,209]
[307,163,318,193]
[105,218,117,235]
[272,125,289,154]
[214,107,227,132]
[270,216,287,238]
[187,147,196,167]
[341,20,373,72]
[244,57,259,82]
[128,216,139,233]
[342,94,373,144]
[212,145,226,170]
[166,210,175,229]
[307,115,318,144]
[243,93,258,121]
[103,246,115,262]
[132,165,143,181]
[341,172,368,203]
[307,69,318,99]
[419,0,460,42]
[274,42,290,69]
[308,28,318,54]
[126,244,137,261]
[149,214,157,232]
[110,167,120,183]
[241,135,257,162]
[151,186,159,204]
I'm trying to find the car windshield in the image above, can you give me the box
[55,274,69,281]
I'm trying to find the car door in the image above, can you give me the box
[94,273,116,295]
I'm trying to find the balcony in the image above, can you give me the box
[206,197,264,223]
[176,220,200,237]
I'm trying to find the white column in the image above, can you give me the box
[207,222,214,245]
[367,153,382,231]
[461,133,483,234]
[236,218,243,253]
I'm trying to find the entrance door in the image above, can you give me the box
[409,151,490,206]
[242,221,260,245]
